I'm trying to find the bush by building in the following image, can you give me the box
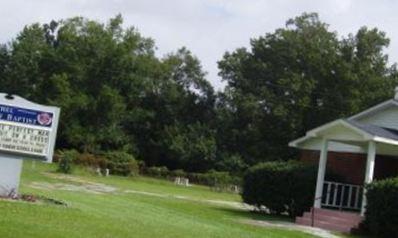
[362,177,398,237]
[242,161,317,217]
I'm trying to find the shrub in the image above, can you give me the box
[242,161,317,217]
[74,152,98,167]
[215,154,248,176]
[102,151,139,176]
[170,169,186,177]
[57,149,79,174]
[201,170,231,187]
[362,177,398,237]
[184,170,238,192]
[145,166,169,178]
[143,167,238,192]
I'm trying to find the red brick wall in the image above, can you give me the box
[300,150,398,185]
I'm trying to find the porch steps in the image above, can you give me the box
[295,208,363,233]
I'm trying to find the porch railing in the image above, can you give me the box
[321,181,363,211]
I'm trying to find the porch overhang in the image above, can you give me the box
[289,119,398,155]
[290,118,398,215]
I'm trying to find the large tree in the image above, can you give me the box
[217,13,398,165]
[0,15,216,172]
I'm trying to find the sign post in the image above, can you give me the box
[0,93,60,197]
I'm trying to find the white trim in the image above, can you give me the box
[314,138,328,208]
[361,141,376,216]
[289,119,373,147]
[373,136,398,146]
[288,136,311,147]
[307,119,372,138]
[349,99,398,120]
[0,93,60,162]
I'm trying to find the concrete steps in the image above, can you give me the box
[295,208,363,234]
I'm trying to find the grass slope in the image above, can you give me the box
[0,161,318,238]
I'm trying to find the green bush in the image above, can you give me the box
[146,166,170,178]
[74,152,99,167]
[57,149,79,174]
[362,178,398,237]
[201,170,231,188]
[185,170,238,192]
[170,169,186,177]
[242,161,317,217]
[215,154,248,176]
[102,151,139,176]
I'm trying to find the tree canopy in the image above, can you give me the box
[217,13,398,164]
[0,15,216,172]
[0,13,397,174]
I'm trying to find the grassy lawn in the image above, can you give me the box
[0,161,325,238]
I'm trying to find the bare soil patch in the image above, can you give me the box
[240,219,341,238]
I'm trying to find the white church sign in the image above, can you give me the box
[0,93,60,197]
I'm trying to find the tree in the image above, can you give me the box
[217,13,398,165]
[0,15,217,172]
[131,48,216,170]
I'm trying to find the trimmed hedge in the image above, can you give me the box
[242,161,317,217]
[363,177,398,237]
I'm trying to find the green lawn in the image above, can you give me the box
[0,161,323,238]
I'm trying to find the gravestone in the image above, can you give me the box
[96,167,102,176]
[0,93,60,197]
[174,177,190,187]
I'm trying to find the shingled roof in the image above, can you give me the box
[346,120,398,141]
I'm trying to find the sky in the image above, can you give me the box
[0,0,397,90]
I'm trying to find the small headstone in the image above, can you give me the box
[105,168,110,177]
[96,167,102,176]
[183,178,189,186]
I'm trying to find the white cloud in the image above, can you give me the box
[0,0,397,90]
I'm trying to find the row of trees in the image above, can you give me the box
[0,13,397,175]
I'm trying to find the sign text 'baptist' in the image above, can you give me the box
[0,104,54,157]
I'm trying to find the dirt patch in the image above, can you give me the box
[205,199,252,210]
[124,189,251,210]
[29,181,117,194]
[240,219,341,238]
[30,172,119,194]
[43,172,94,184]
[125,190,169,198]
[40,173,251,210]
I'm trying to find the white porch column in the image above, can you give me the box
[314,138,328,208]
[361,141,376,216]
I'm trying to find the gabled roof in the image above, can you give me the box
[349,99,398,120]
[289,119,398,148]
[289,119,372,147]
[346,120,398,141]
[290,96,398,149]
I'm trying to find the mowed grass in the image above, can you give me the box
[0,161,319,238]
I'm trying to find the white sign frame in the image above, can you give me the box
[0,93,60,162]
